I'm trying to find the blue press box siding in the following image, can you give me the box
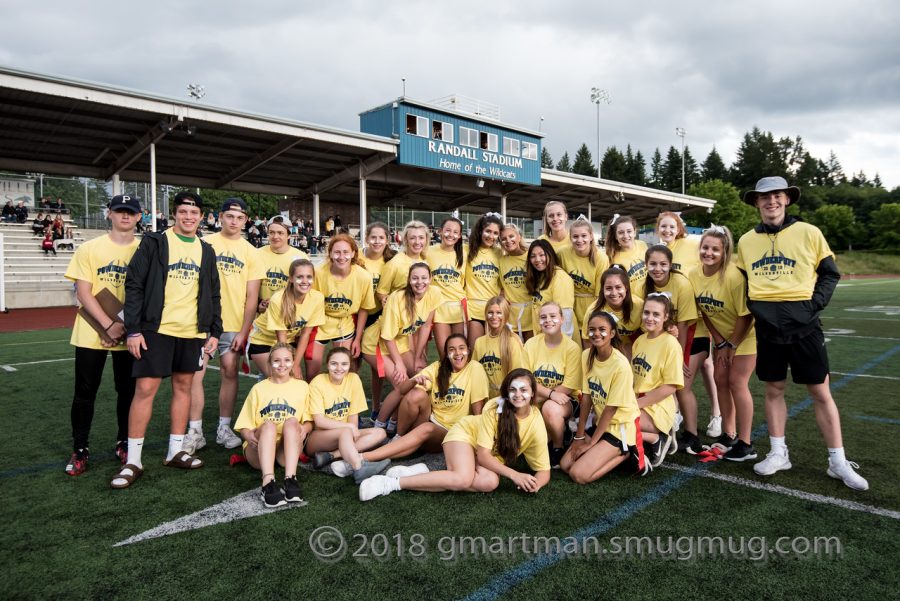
[360,101,542,186]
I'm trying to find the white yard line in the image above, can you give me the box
[0,339,68,347]
[0,357,73,371]
[661,463,899,520]
[831,371,900,381]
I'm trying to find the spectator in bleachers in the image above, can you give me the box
[52,197,66,211]
[16,201,29,224]
[40,196,51,209]
[33,211,47,236]
[41,231,56,256]
[52,213,65,240]
[3,201,16,223]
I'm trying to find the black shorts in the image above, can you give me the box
[317,332,355,345]
[690,336,711,356]
[364,310,382,329]
[600,431,630,456]
[248,343,272,357]
[756,327,829,385]
[131,331,205,378]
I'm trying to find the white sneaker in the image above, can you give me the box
[706,415,722,438]
[359,475,397,501]
[330,460,352,478]
[216,424,242,449]
[182,428,206,454]
[386,463,429,478]
[754,449,792,476]
[827,460,869,491]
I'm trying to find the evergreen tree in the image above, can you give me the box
[600,146,628,182]
[683,147,701,191]
[873,173,883,189]
[648,148,663,189]
[556,152,573,173]
[700,147,728,182]
[661,145,683,192]
[572,144,597,177]
[626,147,647,186]
[794,151,821,187]
[824,150,846,186]
[541,147,554,169]
[729,127,790,190]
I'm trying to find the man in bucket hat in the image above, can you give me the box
[735,176,867,490]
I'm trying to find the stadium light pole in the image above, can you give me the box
[590,88,610,178]
[675,127,686,195]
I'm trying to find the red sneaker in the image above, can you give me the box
[114,441,127,465]
[65,449,89,476]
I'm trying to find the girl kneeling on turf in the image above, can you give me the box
[561,310,647,482]
[305,347,390,483]
[358,368,551,501]
[234,343,309,508]
[472,296,526,397]
[633,293,684,467]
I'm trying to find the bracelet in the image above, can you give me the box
[104,322,116,331]
[573,435,586,441]
[715,340,735,350]
[127,333,141,338]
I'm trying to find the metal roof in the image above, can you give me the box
[0,66,714,223]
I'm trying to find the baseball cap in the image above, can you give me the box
[221,197,248,214]
[108,195,141,214]
[173,190,204,208]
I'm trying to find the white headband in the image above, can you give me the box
[646,291,672,300]
[707,223,727,235]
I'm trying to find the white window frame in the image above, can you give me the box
[522,141,538,160]
[406,114,429,137]
[503,137,521,157]
[460,126,478,148]
[480,132,498,152]
[432,120,454,143]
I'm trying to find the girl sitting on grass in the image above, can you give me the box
[358,368,551,501]
[234,343,309,508]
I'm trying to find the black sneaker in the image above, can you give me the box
[549,447,565,469]
[313,451,335,470]
[678,432,703,455]
[724,440,758,462]
[283,476,303,503]
[711,433,738,452]
[262,480,286,508]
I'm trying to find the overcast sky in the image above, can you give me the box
[3,1,899,188]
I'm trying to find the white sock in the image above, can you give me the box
[188,420,202,431]
[389,476,402,492]
[167,434,185,460]
[218,416,231,428]
[828,447,846,464]
[770,436,787,454]
[373,419,387,429]
[127,438,144,468]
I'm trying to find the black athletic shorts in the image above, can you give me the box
[131,331,205,378]
[247,342,272,357]
[364,310,382,329]
[756,327,829,385]
[690,336,711,356]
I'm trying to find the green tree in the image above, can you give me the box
[572,144,597,177]
[807,204,861,251]
[869,203,900,249]
[540,147,554,169]
[660,145,682,192]
[600,146,627,182]
[729,127,790,190]
[648,148,663,189]
[823,150,846,186]
[685,179,758,237]
[556,152,573,172]
[683,147,701,191]
[700,147,728,182]
[625,146,647,186]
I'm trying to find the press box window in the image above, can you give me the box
[406,114,429,137]
[432,120,454,143]
[460,126,479,148]
[503,138,521,157]
[480,132,498,152]
[522,142,538,160]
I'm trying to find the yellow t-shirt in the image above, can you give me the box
[666,237,700,273]
[582,348,640,445]
[361,286,442,355]
[159,229,204,339]
[425,244,467,323]
[65,234,139,350]
[530,267,575,335]
[204,233,265,333]
[307,372,368,422]
[476,399,551,471]
[258,245,308,303]
[736,222,833,302]
[249,289,326,347]
[499,252,531,333]
[648,271,698,324]
[538,233,571,254]
[687,264,757,356]
[471,332,527,396]
[360,254,386,312]
[417,360,489,430]
[558,246,610,332]
[631,333,683,433]
[610,240,648,289]
[465,246,502,320]
[234,378,311,444]
[524,333,583,395]
[313,264,376,340]
[376,253,424,297]
[581,296,645,341]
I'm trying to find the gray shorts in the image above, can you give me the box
[216,332,238,356]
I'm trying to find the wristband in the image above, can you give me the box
[104,322,116,331]
[127,333,141,338]
[573,435,586,441]
[715,340,735,350]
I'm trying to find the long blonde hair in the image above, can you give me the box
[569,219,599,265]
[700,225,734,283]
[485,296,523,383]
[542,200,568,239]
[280,259,314,330]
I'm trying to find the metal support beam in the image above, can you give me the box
[103,119,173,180]
[359,166,367,243]
[150,143,157,232]
[111,173,122,196]
[214,137,303,188]
[302,152,395,196]
[500,193,507,223]
[313,191,320,236]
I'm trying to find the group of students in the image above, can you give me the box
[66,176,868,509]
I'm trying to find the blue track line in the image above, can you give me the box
[459,344,900,601]
[853,414,900,426]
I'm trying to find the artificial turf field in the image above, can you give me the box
[3,279,900,601]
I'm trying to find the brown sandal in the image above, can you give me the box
[163,451,204,470]
[110,464,144,489]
